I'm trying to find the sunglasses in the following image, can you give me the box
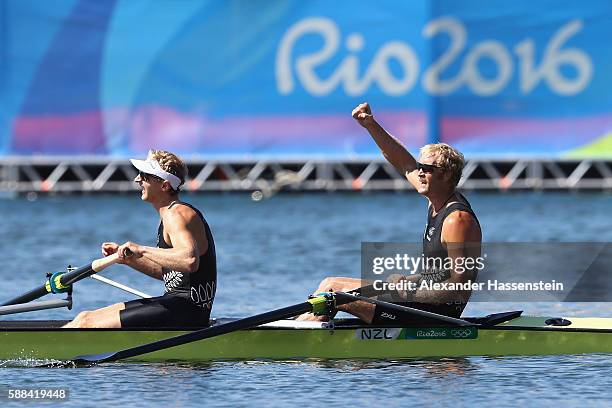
[138,171,164,183]
[416,162,443,173]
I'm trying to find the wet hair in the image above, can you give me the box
[420,143,465,186]
[147,150,188,194]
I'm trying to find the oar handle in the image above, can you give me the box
[91,253,121,273]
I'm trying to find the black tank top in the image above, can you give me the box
[423,192,480,259]
[157,202,217,310]
[420,193,480,314]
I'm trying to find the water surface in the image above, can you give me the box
[0,192,610,407]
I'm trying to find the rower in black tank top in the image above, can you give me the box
[157,201,217,309]
[371,193,481,324]
[424,192,480,260]
[119,201,217,328]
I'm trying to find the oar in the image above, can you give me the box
[61,283,472,366]
[61,284,464,366]
[333,291,477,327]
[2,252,124,306]
[64,290,346,366]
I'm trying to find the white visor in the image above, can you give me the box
[130,158,182,190]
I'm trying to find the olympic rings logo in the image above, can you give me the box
[450,329,474,338]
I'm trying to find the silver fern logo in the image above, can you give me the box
[163,271,184,291]
[426,227,436,241]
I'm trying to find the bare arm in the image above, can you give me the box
[441,211,482,280]
[118,207,206,274]
[352,103,420,188]
[124,256,166,280]
[102,242,164,280]
[391,211,482,304]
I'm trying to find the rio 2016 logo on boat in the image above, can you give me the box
[405,327,478,340]
[276,17,592,97]
[356,327,478,340]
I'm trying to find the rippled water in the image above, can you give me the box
[0,192,611,407]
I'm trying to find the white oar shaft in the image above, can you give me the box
[90,274,152,299]
[0,299,71,316]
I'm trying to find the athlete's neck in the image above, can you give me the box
[150,195,181,214]
[429,190,456,215]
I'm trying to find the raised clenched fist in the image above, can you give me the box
[352,102,375,128]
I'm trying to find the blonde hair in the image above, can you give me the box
[420,143,465,186]
[147,150,188,192]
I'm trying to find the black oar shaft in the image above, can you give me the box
[1,286,50,307]
[64,285,372,365]
[73,301,317,365]
[60,263,96,286]
[2,253,122,307]
[1,262,94,306]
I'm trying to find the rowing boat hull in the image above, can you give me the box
[1,316,611,362]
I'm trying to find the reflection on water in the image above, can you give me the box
[289,357,477,376]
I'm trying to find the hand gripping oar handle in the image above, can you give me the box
[1,252,125,306]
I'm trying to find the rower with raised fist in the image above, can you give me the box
[298,103,482,324]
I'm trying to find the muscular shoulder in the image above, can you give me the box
[441,211,481,242]
[164,204,199,229]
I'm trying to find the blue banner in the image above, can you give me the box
[1,0,611,157]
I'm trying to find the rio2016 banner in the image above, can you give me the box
[1,0,611,158]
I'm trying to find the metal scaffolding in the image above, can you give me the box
[1,157,612,194]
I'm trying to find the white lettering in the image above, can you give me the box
[464,41,513,96]
[276,17,593,97]
[276,17,419,97]
[422,17,466,95]
[515,20,593,95]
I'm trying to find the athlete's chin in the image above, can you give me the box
[417,185,429,195]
